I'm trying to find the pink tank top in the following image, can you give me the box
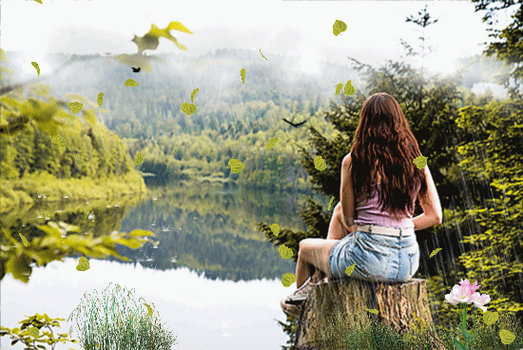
[353,182,420,229]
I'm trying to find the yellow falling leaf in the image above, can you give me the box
[76,256,90,271]
[270,223,280,237]
[143,302,154,317]
[240,68,246,85]
[69,102,83,114]
[499,329,515,344]
[333,20,348,36]
[181,103,197,116]
[97,92,104,107]
[135,152,143,165]
[345,262,356,277]
[278,245,293,259]
[314,156,326,171]
[124,78,139,87]
[190,88,199,103]
[259,49,269,61]
[364,308,379,314]
[483,311,499,326]
[429,248,442,258]
[328,196,335,210]
[281,273,296,287]
[344,80,355,95]
[31,62,40,76]
[335,83,343,96]
[413,156,428,169]
[266,138,278,150]
[228,159,245,173]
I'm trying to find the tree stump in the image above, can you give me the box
[295,278,446,350]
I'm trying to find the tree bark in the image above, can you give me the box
[295,278,446,349]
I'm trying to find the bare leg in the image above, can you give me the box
[296,238,340,288]
[295,202,348,288]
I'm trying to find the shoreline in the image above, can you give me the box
[0,171,147,215]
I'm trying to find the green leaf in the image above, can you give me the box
[328,196,334,210]
[27,326,39,338]
[413,156,427,169]
[278,245,293,259]
[364,308,379,314]
[450,334,467,350]
[33,0,43,3]
[333,20,348,36]
[124,78,139,87]
[19,233,30,247]
[281,273,296,287]
[143,303,154,317]
[344,80,355,95]
[190,88,199,103]
[240,68,246,85]
[460,327,471,343]
[314,156,326,171]
[483,311,499,326]
[499,329,515,344]
[270,223,280,237]
[259,49,269,61]
[97,92,104,107]
[76,257,90,271]
[181,102,197,116]
[69,102,83,114]
[345,262,356,277]
[335,83,343,96]
[429,248,442,258]
[266,137,278,150]
[135,152,143,166]
[31,62,40,76]
[166,21,193,34]
[228,159,245,173]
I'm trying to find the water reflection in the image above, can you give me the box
[1,258,291,350]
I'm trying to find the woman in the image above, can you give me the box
[281,92,443,318]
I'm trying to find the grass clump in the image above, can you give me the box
[68,282,177,350]
[298,309,522,349]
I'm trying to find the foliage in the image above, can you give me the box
[470,0,522,98]
[68,282,177,350]
[428,98,523,329]
[262,32,519,348]
[305,310,523,350]
[0,313,77,350]
[0,221,154,283]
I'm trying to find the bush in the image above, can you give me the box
[68,282,177,350]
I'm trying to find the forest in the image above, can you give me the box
[0,0,521,347]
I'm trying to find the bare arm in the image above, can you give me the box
[340,153,357,234]
[412,165,443,230]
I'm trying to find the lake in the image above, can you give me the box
[1,183,328,350]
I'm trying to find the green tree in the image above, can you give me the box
[471,0,522,98]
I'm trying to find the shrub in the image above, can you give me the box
[68,282,177,350]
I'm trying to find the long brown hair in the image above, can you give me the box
[347,92,428,220]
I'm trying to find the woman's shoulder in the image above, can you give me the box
[342,152,352,167]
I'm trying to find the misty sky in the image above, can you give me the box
[1,0,516,75]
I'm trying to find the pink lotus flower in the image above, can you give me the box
[469,292,491,312]
[444,279,490,311]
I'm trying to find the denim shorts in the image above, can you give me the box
[328,227,420,283]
